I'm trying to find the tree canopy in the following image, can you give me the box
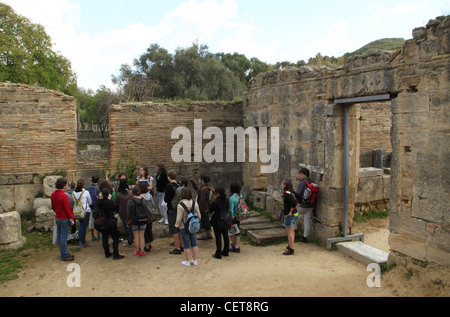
[0,3,77,96]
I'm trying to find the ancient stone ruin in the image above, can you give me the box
[0,17,448,264]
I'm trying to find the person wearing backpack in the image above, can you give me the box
[229,183,243,253]
[115,176,133,246]
[87,175,101,242]
[126,186,149,257]
[282,180,299,256]
[95,188,124,260]
[209,187,231,259]
[73,179,93,248]
[175,188,201,267]
[164,170,184,255]
[295,168,318,243]
[191,175,214,240]
[138,183,155,253]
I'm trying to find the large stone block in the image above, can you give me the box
[43,176,63,198]
[33,197,52,212]
[35,206,56,232]
[0,211,26,250]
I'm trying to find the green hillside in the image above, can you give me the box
[349,38,405,56]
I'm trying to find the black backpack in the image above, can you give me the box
[217,199,232,231]
[93,203,106,232]
[134,200,148,225]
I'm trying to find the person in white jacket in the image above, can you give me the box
[72,179,92,247]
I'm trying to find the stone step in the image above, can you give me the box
[240,221,284,235]
[246,227,287,245]
[336,241,389,265]
[240,216,272,226]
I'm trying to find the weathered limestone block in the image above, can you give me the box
[43,175,62,197]
[0,211,26,250]
[0,186,14,213]
[33,197,52,212]
[35,206,55,232]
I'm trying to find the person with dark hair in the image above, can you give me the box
[73,179,92,248]
[137,165,153,194]
[65,181,77,234]
[191,174,214,240]
[139,182,154,253]
[229,183,243,253]
[87,175,101,242]
[176,187,201,267]
[282,179,299,255]
[115,177,133,246]
[209,187,230,259]
[155,163,169,225]
[51,177,75,261]
[127,186,148,257]
[96,188,124,260]
[295,168,316,243]
[165,169,183,255]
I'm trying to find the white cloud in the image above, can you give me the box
[366,2,388,27]
[303,20,353,59]
[3,0,257,90]
[391,0,428,15]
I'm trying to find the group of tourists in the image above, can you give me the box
[51,164,317,264]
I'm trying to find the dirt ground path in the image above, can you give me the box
[0,218,448,297]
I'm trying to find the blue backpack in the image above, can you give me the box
[179,201,200,234]
[87,185,99,208]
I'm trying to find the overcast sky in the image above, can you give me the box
[2,0,448,91]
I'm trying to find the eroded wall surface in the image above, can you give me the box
[244,16,449,265]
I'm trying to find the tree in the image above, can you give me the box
[113,42,246,101]
[76,86,119,137]
[0,3,77,95]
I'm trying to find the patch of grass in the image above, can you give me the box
[403,268,414,280]
[354,209,389,223]
[0,216,55,283]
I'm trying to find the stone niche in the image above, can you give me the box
[0,211,26,250]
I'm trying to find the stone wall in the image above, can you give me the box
[109,101,244,188]
[0,82,77,185]
[389,16,450,265]
[244,16,449,265]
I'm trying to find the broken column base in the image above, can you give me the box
[0,211,26,250]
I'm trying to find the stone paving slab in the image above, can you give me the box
[337,241,389,265]
[240,221,284,235]
[247,227,287,245]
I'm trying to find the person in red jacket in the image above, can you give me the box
[51,177,75,261]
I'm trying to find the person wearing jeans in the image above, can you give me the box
[295,168,316,243]
[51,177,75,261]
[282,180,299,256]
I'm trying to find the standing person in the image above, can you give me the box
[191,175,214,240]
[127,186,148,257]
[136,166,153,195]
[72,179,92,248]
[87,176,101,242]
[164,170,183,255]
[209,187,230,259]
[295,168,317,243]
[139,182,154,253]
[115,177,133,246]
[155,163,169,224]
[282,179,299,256]
[229,183,243,253]
[96,188,124,260]
[65,181,77,234]
[51,177,75,261]
[176,188,201,267]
